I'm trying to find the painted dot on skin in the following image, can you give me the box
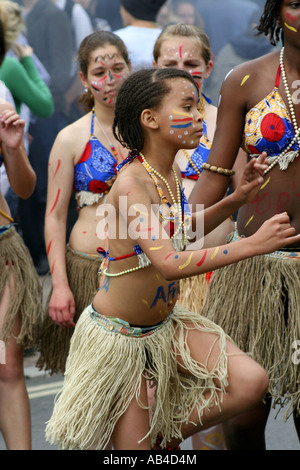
[170,130,174,134]
[152,235,156,240]
[169,115,173,120]
[223,249,228,255]
[175,255,179,259]
[140,217,144,222]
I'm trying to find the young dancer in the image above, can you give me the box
[190,0,300,449]
[36,31,131,374]
[45,68,299,450]
[153,23,248,314]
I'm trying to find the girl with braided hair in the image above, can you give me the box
[45,67,299,450]
[190,0,300,449]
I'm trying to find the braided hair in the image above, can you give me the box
[113,68,197,155]
[257,0,283,46]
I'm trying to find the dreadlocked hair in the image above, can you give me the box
[256,0,283,46]
[113,68,197,155]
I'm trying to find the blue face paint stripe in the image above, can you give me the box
[171,123,192,129]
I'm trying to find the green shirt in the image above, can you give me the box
[0,55,54,118]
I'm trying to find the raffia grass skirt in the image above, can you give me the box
[0,226,42,348]
[36,246,102,375]
[45,303,231,450]
[179,272,211,312]
[201,242,300,419]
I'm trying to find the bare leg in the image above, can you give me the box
[293,411,300,442]
[0,271,31,450]
[164,327,269,448]
[222,397,272,450]
[111,376,151,450]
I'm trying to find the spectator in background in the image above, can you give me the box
[73,0,111,31]
[0,0,53,220]
[171,0,204,29]
[205,8,273,106]
[196,0,260,57]
[17,0,73,275]
[114,0,167,71]
[52,0,94,122]
[95,0,123,30]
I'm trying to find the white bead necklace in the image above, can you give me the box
[264,47,300,175]
[139,152,186,243]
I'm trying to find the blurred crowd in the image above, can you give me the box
[0,0,273,275]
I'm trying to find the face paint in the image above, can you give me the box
[89,50,129,105]
[284,22,297,32]
[286,13,297,22]
[169,109,193,129]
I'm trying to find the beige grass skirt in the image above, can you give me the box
[45,303,231,450]
[201,230,300,419]
[179,272,212,312]
[0,225,42,348]
[36,245,102,374]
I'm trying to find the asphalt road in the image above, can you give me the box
[0,357,299,451]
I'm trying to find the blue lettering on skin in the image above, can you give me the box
[150,281,180,308]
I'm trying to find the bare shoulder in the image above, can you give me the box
[108,161,152,209]
[51,112,92,159]
[219,50,280,110]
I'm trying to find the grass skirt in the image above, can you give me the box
[46,303,231,450]
[36,246,102,374]
[201,232,300,419]
[0,226,42,348]
[179,272,212,312]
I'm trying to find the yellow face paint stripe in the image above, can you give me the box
[178,252,193,270]
[284,22,297,32]
[172,109,192,118]
[149,246,163,251]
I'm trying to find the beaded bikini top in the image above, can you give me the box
[242,62,300,171]
[98,154,191,277]
[181,94,212,180]
[74,110,118,208]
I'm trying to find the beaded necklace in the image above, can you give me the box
[99,154,187,278]
[264,47,300,175]
[182,148,201,176]
[93,108,118,158]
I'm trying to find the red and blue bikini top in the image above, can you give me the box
[73,110,117,195]
[242,64,300,157]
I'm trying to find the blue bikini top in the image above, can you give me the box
[73,110,117,206]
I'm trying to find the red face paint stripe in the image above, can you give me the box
[196,250,207,267]
[286,13,296,21]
